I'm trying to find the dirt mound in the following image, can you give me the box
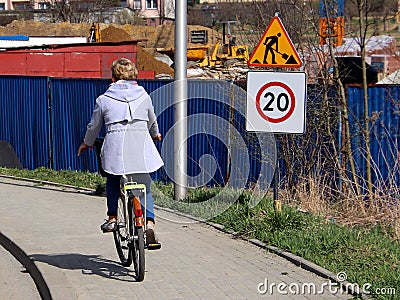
[123,24,215,49]
[0,20,90,37]
[0,20,215,49]
[0,20,214,47]
[101,25,131,42]
[137,47,174,77]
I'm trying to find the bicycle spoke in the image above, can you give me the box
[113,196,132,267]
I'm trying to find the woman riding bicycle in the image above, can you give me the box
[77,58,163,245]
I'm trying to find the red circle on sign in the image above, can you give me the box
[255,81,295,123]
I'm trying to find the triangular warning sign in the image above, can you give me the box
[248,16,302,68]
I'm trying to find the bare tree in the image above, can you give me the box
[38,0,120,23]
[355,0,373,197]
[208,2,373,190]
[114,8,145,25]
[209,0,399,233]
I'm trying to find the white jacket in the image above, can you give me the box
[84,80,164,175]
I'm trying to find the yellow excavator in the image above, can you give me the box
[198,21,249,68]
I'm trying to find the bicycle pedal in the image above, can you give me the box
[117,222,125,228]
[147,243,161,250]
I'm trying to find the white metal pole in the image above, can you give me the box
[174,0,188,200]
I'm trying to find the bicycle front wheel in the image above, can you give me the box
[113,196,132,267]
[132,226,145,281]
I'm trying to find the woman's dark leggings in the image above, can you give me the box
[106,173,155,223]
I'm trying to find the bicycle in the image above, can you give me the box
[114,178,146,281]
[94,138,160,282]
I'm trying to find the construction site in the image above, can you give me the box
[0,20,250,80]
[2,14,400,84]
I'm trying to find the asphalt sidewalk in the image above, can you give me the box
[0,177,350,299]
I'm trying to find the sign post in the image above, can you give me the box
[246,71,306,211]
[246,14,306,211]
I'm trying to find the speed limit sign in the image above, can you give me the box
[246,71,306,133]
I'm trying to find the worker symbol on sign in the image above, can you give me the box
[263,33,281,64]
[262,32,297,65]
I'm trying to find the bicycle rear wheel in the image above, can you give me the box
[132,226,145,281]
[113,196,132,267]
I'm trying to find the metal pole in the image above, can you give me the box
[273,135,281,212]
[174,0,188,200]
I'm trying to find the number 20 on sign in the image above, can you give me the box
[246,71,306,133]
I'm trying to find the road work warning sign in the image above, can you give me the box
[248,16,302,68]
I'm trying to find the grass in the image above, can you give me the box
[0,167,399,299]
[0,166,106,194]
[153,182,399,299]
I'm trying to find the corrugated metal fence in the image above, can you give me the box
[1,76,274,187]
[0,76,49,168]
[347,85,400,190]
[0,75,399,189]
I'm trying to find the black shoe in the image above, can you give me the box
[100,220,117,233]
[145,227,157,244]
[146,224,158,245]
[145,224,161,250]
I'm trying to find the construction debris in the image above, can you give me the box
[0,20,248,80]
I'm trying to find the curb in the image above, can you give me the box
[0,175,367,299]
[0,231,52,300]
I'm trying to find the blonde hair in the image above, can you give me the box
[111,58,138,81]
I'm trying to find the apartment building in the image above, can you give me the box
[0,0,57,10]
[198,0,263,2]
[0,0,175,25]
[124,0,174,25]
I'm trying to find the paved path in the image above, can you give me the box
[0,244,41,300]
[0,178,350,299]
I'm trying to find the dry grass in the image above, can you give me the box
[280,175,400,240]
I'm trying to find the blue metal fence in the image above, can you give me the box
[49,78,237,186]
[0,76,49,169]
[347,85,400,189]
[50,78,110,172]
[0,75,399,190]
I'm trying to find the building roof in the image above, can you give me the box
[377,69,400,84]
[332,35,396,55]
